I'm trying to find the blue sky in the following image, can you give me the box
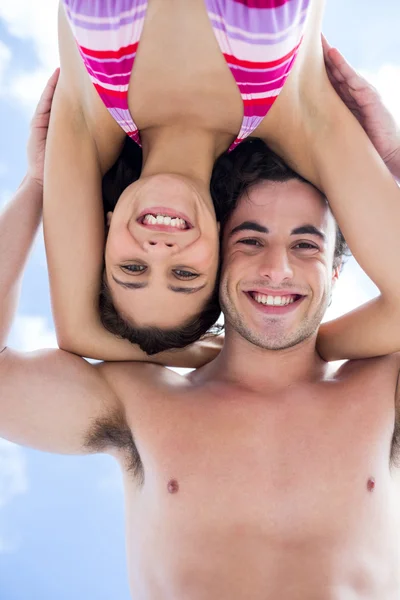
[0,1,399,598]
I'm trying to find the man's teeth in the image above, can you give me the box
[253,293,296,306]
[143,214,187,229]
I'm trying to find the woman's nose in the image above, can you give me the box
[142,240,179,255]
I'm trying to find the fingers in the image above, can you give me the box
[33,68,60,119]
[325,47,367,93]
[321,34,332,63]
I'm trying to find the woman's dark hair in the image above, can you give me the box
[100,138,221,355]
[100,137,349,355]
[211,137,350,270]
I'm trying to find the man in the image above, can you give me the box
[2,51,400,598]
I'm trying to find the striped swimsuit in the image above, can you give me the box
[63,0,310,151]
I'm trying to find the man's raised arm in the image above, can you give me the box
[0,72,119,456]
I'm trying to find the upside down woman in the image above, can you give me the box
[44,0,400,364]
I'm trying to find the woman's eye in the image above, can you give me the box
[173,269,198,279]
[294,242,318,250]
[237,238,262,247]
[121,264,147,273]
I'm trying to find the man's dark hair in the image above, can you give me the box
[101,137,349,354]
[101,138,222,355]
[210,137,350,270]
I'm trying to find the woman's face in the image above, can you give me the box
[104,174,220,328]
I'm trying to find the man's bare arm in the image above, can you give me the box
[0,70,60,349]
[0,348,119,454]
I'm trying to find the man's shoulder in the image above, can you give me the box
[332,352,400,382]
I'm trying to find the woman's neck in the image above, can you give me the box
[140,125,225,186]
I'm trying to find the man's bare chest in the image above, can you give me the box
[117,366,399,598]
[124,364,396,528]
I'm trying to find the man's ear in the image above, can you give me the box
[332,263,341,287]
[106,211,113,227]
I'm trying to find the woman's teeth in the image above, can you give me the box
[143,214,187,229]
[253,293,296,306]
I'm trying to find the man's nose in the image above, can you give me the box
[258,248,294,283]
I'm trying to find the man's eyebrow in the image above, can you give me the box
[229,221,326,241]
[112,275,207,294]
[229,221,269,236]
[112,275,148,289]
[291,225,326,241]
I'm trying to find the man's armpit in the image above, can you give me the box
[390,354,400,467]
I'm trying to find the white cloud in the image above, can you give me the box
[0,439,28,510]
[8,315,57,351]
[0,0,59,113]
[0,440,28,554]
[0,40,11,87]
[0,163,9,178]
[324,257,378,322]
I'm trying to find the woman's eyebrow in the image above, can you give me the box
[168,283,208,294]
[112,275,207,294]
[112,275,147,289]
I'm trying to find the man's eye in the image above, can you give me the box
[293,242,318,250]
[238,238,262,247]
[173,269,198,279]
[121,264,147,273]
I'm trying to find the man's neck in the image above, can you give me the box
[205,327,328,393]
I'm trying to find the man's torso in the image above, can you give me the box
[95,353,400,599]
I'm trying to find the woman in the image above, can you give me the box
[44,0,400,361]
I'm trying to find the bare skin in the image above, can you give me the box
[44,0,400,364]
[4,92,400,596]
[3,271,400,599]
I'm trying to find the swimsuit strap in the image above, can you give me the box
[64,0,147,144]
[204,0,310,150]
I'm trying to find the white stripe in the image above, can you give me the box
[67,4,146,25]
[213,27,303,62]
[208,8,308,41]
[82,52,137,65]
[71,21,143,51]
[242,88,283,100]
[89,75,129,93]
[228,53,294,73]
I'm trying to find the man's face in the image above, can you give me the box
[220,179,339,350]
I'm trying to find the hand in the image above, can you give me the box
[322,35,400,179]
[27,68,60,188]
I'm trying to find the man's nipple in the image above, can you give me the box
[167,479,179,494]
[367,477,375,492]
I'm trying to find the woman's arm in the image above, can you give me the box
[44,75,222,368]
[322,35,400,181]
[313,41,400,361]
